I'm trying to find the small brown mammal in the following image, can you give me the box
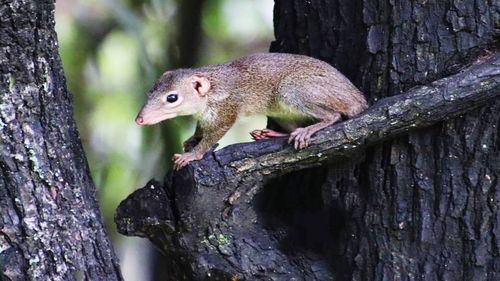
[136,53,368,170]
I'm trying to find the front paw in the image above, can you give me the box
[172,152,204,170]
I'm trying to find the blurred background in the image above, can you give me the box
[54,0,273,280]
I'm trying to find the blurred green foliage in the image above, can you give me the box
[55,0,272,256]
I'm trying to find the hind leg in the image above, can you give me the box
[288,112,342,149]
[250,128,288,140]
[277,75,345,149]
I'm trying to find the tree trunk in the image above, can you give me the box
[0,1,122,280]
[115,0,500,280]
[270,0,500,280]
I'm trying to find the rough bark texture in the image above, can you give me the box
[115,56,500,280]
[0,1,122,280]
[269,1,500,281]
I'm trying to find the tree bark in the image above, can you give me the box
[116,0,500,280]
[0,1,122,280]
[270,1,500,280]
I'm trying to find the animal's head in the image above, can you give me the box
[135,70,211,125]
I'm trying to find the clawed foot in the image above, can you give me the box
[250,128,288,140]
[172,152,203,170]
[288,127,314,149]
[251,127,314,149]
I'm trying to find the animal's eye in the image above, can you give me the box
[166,93,178,103]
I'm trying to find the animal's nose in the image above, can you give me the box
[135,116,144,125]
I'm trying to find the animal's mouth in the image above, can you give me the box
[135,112,177,125]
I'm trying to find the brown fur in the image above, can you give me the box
[136,53,368,169]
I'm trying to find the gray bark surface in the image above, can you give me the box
[0,1,122,280]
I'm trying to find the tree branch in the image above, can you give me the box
[115,53,500,280]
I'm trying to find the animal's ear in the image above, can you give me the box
[191,74,211,96]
